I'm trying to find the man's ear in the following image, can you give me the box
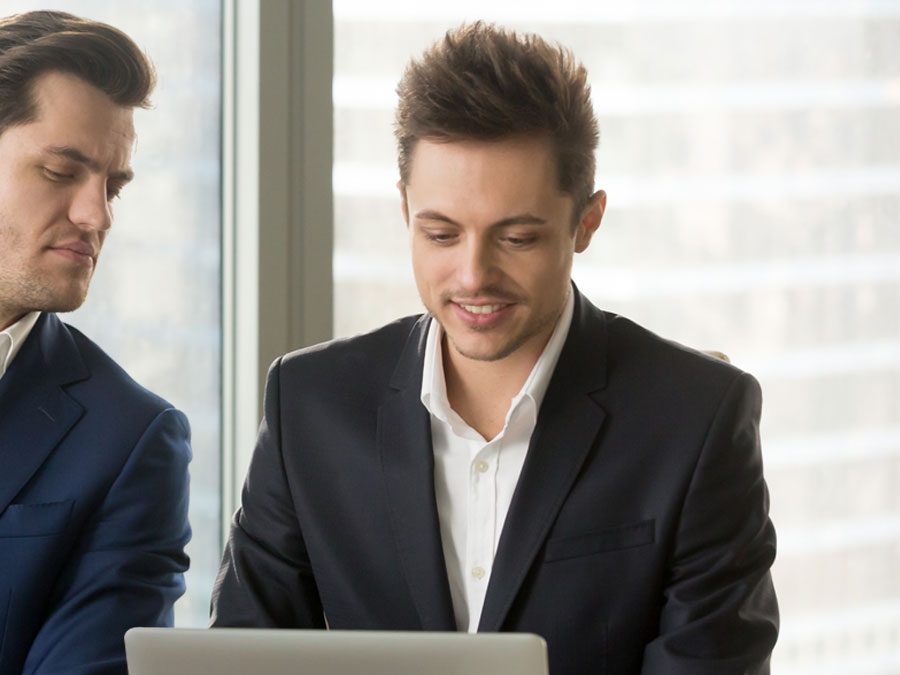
[574,189,606,253]
[397,180,409,225]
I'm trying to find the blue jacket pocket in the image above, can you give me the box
[0,500,74,538]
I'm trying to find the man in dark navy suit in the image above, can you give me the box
[0,11,190,675]
[211,23,777,674]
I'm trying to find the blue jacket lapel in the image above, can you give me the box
[377,315,456,630]
[0,314,87,514]
[479,288,610,631]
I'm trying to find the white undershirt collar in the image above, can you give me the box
[0,311,41,380]
[420,289,575,433]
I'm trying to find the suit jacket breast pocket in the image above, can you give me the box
[544,519,655,563]
[0,500,74,538]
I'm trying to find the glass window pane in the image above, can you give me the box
[334,2,900,671]
[5,0,223,627]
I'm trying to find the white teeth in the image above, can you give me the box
[460,303,503,315]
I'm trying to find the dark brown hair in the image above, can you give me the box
[395,22,599,218]
[0,10,155,135]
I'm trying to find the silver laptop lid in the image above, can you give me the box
[125,627,549,675]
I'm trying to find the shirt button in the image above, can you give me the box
[475,460,489,473]
[471,566,486,580]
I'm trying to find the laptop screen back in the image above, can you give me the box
[125,627,549,675]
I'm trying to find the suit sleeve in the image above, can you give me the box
[209,358,326,628]
[22,407,192,675]
[642,372,779,674]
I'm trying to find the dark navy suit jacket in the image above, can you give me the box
[211,289,778,674]
[0,313,191,675]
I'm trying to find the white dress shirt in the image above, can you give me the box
[0,311,41,380]
[420,290,574,632]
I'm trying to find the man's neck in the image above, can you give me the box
[442,338,545,441]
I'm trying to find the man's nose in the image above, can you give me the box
[457,237,495,291]
[69,179,112,232]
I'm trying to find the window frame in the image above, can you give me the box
[221,0,334,524]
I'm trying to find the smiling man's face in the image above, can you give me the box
[403,136,603,371]
[0,70,135,330]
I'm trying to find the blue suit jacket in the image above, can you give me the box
[0,313,191,675]
[211,289,777,674]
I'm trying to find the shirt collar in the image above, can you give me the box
[420,289,575,431]
[0,311,41,380]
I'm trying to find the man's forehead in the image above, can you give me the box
[23,71,137,165]
[31,71,135,126]
[405,136,562,200]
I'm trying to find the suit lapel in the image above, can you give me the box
[479,288,610,631]
[0,314,87,514]
[378,316,456,631]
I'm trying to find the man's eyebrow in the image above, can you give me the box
[44,145,135,183]
[491,214,547,228]
[414,209,458,225]
[414,209,547,228]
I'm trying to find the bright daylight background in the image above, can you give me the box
[4,1,898,672]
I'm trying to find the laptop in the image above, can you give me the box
[125,627,549,675]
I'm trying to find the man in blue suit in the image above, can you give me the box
[0,11,191,675]
[211,23,777,673]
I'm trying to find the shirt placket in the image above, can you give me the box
[465,436,500,630]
